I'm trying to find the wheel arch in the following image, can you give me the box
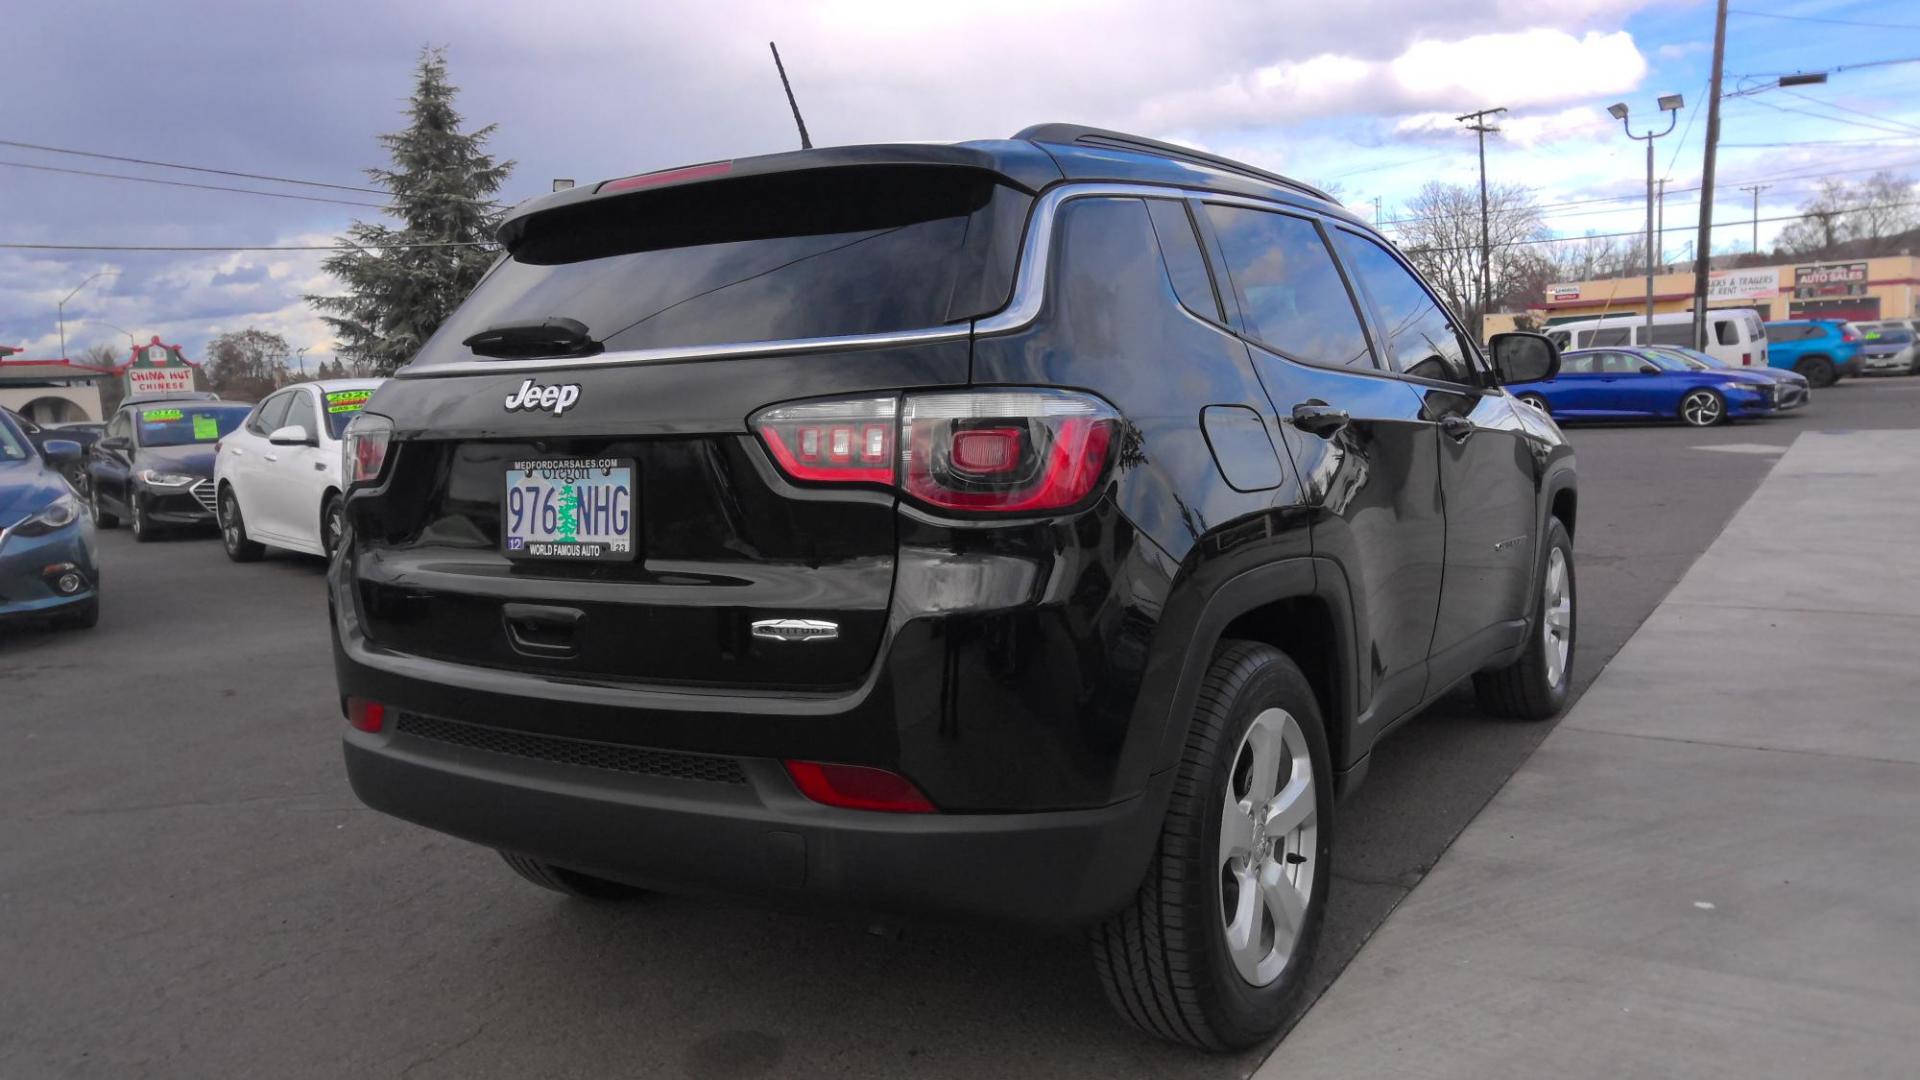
[1140,557,1360,790]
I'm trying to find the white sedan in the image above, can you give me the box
[213,379,384,560]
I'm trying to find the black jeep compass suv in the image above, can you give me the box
[331,125,1576,1050]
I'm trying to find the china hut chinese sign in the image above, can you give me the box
[121,338,198,396]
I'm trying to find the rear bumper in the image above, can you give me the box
[1839,355,1865,376]
[342,720,1168,928]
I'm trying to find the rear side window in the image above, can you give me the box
[1203,205,1374,370]
[1650,323,1693,347]
[1143,199,1223,323]
[1333,229,1475,383]
[1589,326,1632,347]
[1715,320,1739,346]
[1559,353,1596,374]
[417,166,1030,364]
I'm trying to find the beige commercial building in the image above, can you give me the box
[0,359,109,423]
[1488,254,1920,337]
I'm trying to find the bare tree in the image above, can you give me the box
[1394,181,1549,324]
[205,329,292,402]
[1772,173,1917,257]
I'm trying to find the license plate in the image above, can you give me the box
[502,458,636,561]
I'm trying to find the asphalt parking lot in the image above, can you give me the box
[5,380,1917,1080]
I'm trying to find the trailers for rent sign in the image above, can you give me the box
[1707,268,1780,302]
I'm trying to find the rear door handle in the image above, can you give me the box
[1440,415,1475,441]
[1290,402,1350,438]
[264,454,279,463]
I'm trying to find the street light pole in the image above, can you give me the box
[56,270,117,361]
[1456,106,1507,341]
[1610,96,1684,344]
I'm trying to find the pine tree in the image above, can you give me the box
[309,47,512,374]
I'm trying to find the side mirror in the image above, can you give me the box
[41,438,83,464]
[268,425,316,447]
[1489,332,1560,385]
[1639,363,1662,375]
[100,435,130,452]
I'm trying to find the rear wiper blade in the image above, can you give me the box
[462,317,603,359]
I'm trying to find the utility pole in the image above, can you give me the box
[1740,183,1770,254]
[1691,0,1730,350]
[768,42,812,150]
[1455,106,1506,341]
[1372,195,1382,224]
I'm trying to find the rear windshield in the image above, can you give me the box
[135,406,249,447]
[413,166,1031,367]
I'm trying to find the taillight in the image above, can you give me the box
[346,697,386,733]
[783,760,936,813]
[1741,353,1751,365]
[341,413,393,487]
[751,396,896,484]
[750,389,1120,514]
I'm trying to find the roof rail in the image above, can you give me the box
[1014,123,1336,203]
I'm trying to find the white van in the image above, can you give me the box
[1544,309,1770,368]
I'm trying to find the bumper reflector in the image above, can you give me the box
[347,698,387,733]
[783,760,936,813]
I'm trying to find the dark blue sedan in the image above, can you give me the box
[0,409,99,630]
[1506,346,1781,427]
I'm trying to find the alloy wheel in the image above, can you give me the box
[221,493,242,554]
[323,501,343,557]
[1218,707,1318,987]
[1542,546,1572,688]
[1681,390,1722,427]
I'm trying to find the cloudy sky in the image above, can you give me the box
[5,0,1918,365]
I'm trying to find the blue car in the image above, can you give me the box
[0,409,99,629]
[1761,319,1864,387]
[1644,344,1810,411]
[1507,346,1780,427]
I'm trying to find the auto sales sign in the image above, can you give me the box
[122,338,197,396]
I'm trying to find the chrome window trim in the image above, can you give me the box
[396,182,1344,380]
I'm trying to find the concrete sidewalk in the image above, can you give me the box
[1258,430,1920,1079]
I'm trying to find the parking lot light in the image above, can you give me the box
[1607,102,1630,120]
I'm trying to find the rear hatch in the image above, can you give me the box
[347,155,1042,692]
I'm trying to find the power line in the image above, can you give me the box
[1727,8,1920,32]
[1730,93,1920,138]
[0,241,491,252]
[1402,198,1920,255]
[1774,86,1920,137]
[0,137,384,194]
[0,159,389,208]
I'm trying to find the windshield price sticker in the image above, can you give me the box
[141,408,183,422]
[192,414,220,440]
[324,389,373,414]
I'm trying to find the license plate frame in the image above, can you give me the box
[501,457,637,562]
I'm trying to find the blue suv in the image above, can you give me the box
[1761,319,1863,387]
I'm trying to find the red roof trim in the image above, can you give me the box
[0,358,116,373]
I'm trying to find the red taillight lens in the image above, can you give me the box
[902,391,1118,513]
[752,390,1120,514]
[783,760,936,813]
[753,397,897,484]
[342,413,393,487]
[1741,353,1752,365]
[346,697,386,733]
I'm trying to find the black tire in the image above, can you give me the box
[1797,356,1836,388]
[219,487,265,562]
[55,597,100,631]
[1517,393,1550,415]
[1678,388,1726,427]
[90,484,120,529]
[1090,641,1333,1051]
[1474,517,1576,720]
[320,492,345,560]
[498,851,648,900]
[130,495,156,542]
